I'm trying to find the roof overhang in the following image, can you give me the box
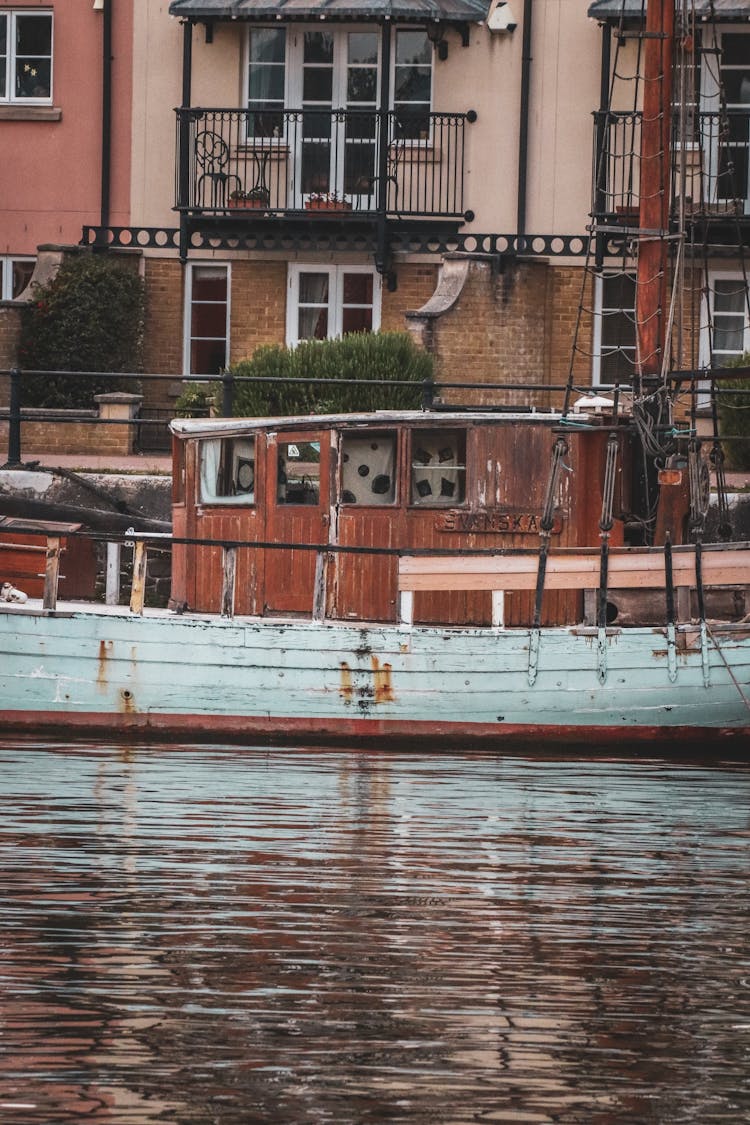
[588,0,750,20]
[169,0,492,23]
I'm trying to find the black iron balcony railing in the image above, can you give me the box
[592,109,750,219]
[176,107,475,221]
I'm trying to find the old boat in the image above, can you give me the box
[0,0,749,745]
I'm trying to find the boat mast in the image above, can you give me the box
[635,0,674,391]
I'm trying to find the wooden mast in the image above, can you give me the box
[635,0,675,385]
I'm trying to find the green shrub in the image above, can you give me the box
[717,352,750,471]
[174,382,216,418]
[19,252,145,408]
[227,332,431,418]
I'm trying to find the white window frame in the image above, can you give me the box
[0,10,53,104]
[286,263,382,346]
[592,271,637,388]
[183,262,232,378]
[0,255,35,300]
[702,271,750,369]
[700,25,750,213]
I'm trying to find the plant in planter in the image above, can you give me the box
[229,186,271,209]
[305,191,352,212]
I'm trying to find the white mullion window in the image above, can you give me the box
[708,273,750,367]
[0,11,53,104]
[392,29,433,141]
[246,26,287,140]
[184,264,231,377]
[593,271,637,387]
[287,264,381,345]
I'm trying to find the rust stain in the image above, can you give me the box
[96,640,113,692]
[371,656,395,704]
[339,661,354,704]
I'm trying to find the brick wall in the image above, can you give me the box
[141,258,184,412]
[0,304,22,409]
[406,257,593,408]
[229,260,288,360]
[0,412,135,458]
[382,264,438,331]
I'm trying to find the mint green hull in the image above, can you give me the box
[1,604,749,744]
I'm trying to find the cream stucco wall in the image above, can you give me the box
[130,0,606,238]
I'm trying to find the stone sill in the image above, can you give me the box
[0,105,62,122]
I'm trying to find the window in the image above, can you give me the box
[245,26,433,201]
[0,256,34,300]
[410,430,466,506]
[247,27,286,138]
[593,272,637,386]
[277,440,321,505]
[340,432,397,505]
[393,30,432,139]
[287,265,381,344]
[185,265,229,376]
[709,275,750,366]
[0,11,53,102]
[199,438,255,505]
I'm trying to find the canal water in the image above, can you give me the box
[1,741,748,1124]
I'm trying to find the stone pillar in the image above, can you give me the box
[94,392,144,455]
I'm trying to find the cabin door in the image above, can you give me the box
[263,430,331,614]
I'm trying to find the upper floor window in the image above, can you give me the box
[593,271,636,387]
[0,255,34,300]
[0,11,53,102]
[184,264,230,377]
[286,264,381,345]
[393,30,432,139]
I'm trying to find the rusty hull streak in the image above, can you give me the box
[339,661,354,704]
[371,656,395,704]
[96,640,113,692]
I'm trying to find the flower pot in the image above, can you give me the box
[305,199,352,213]
[229,198,268,209]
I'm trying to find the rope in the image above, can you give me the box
[705,621,750,714]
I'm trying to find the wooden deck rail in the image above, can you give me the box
[397,546,750,626]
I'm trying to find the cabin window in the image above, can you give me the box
[199,437,255,505]
[593,272,636,386]
[340,433,397,505]
[277,441,321,505]
[185,264,230,377]
[410,430,466,506]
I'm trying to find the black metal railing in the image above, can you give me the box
[592,109,750,219]
[176,106,476,220]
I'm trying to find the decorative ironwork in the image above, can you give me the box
[592,109,750,225]
[82,225,591,258]
[175,106,475,221]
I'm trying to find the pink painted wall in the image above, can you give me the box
[0,0,132,256]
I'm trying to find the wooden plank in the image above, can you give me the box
[42,537,61,611]
[220,546,237,619]
[130,541,148,616]
[398,549,750,593]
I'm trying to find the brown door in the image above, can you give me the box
[263,430,331,614]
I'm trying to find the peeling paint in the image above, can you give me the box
[97,640,113,692]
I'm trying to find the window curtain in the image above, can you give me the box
[411,434,461,505]
[341,436,395,504]
[200,440,222,502]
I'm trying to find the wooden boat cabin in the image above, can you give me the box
[169,410,689,627]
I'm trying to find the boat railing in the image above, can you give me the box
[2,523,748,630]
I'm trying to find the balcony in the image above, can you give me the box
[592,109,750,226]
[175,106,475,224]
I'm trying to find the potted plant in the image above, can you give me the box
[305,191,352,213]
[229,186,271,210]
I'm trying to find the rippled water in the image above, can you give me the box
[1,740,749,1124]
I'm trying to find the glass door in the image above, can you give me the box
[292,29,380,210]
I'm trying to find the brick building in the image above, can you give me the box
[2,0,749,418]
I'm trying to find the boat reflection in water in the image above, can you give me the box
[1,741,749,1123]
